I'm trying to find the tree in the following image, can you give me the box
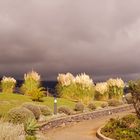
[129,80,140,118]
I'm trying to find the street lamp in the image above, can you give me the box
[122,95,126,103]
[54,96,57,115]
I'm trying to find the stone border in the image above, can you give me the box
[41,104,134,131]
[96,125,114,140]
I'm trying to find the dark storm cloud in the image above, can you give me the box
[0,0,140,81]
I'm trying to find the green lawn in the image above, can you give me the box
[0,93,107,117]
[0,93,76,116]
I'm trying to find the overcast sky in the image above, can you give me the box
[0,0,140,81]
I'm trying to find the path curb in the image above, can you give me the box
[96,125,114,140]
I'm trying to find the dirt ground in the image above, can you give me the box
[44,110,135,140]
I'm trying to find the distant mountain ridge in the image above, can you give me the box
[16,80,57,90]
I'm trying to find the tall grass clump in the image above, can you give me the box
[1,76,16,93]
[95,82,108,101]
[0,120,25,140]
[21,70,40,95]
[21,70,45,101]
[74,73,95,104]
[56,73,95,105]
[107,78,125,101]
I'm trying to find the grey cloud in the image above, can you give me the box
[0,0,140,81]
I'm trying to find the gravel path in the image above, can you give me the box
[44,110,134,140]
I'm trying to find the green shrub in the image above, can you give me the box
[38,105,52,116]
[7,107,35,124]
[101,102,108,108]
[24,118,39,136]
[121,114,138,127]
[29,87,45,102]
[94,92,108,101]
[74,102,84,112]
[22,103,41,119]
[87,103,96,111]
[0,120,25,140]
[125,93,133,104]
[58,106,73,115]
[108,99,123,107]
[101,115,140,140]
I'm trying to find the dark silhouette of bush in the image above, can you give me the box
[129,80,140,118]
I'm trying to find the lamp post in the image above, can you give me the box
[122,95,126,103]
[54,96,57,115]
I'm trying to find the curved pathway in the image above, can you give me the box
[44,110,134,140]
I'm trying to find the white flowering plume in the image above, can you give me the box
[74,73,94,88]
[2,76,16,83]
[1,76,16,93]
[57,73,75,86]
[107,78,125,88]
[24,70,40,81]
[95,82,108,95]
[57,73,94,88]
[57,73,94,104]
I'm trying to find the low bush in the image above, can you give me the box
[101,114,140,140]
[87,102,96,111]
[22,103,41,119]
[58,106,73,115]
[125,93,133,104]
[74,102,84,112]
[108,99,123,107]
[38,105,52,116]
[7,107,35,124]
[0,120,25,140]
[121,114,138,127]
[101,102,108,108]
[94,92,108,101]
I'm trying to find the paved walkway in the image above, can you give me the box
[44,110,134,140]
